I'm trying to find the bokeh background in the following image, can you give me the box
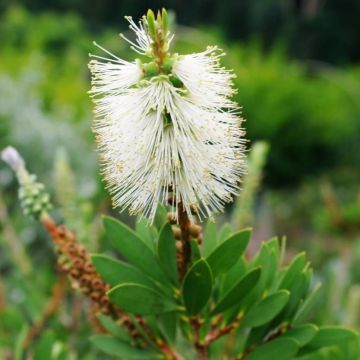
[0,0,359,357]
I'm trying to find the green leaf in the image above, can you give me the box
[108,283,177,315]
[242,290,290,328]
[245,338,299,360]
[207,229,251,278]
[91,335,158,358]
[283,324,318,346]
[293,283,322,325]
[154,204,167,231]
[34,331,55,360]
[203,221,217,256]
[221,256,247,295]
[306,326,358,348]
[157,223,178,285]
[103,216,168,285]
[96,313,130,341]
[14,325,27,360]
[266,237,280,264]
[251,241,277,292]
[158,311,178,344]
[279,252,306,290]
[91,254,157,289]
[212,267,261,315]
[182,259,213,315]
[190,239,201,263]
[217,223,233,243]
[282,271,310,320]
[136,217,158,251]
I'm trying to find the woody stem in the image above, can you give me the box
[178,202,191,281]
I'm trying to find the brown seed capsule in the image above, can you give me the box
[73,258,84,269]
[172,227,182,239]
[90,291,101,302]
[80,274,92,286]
[166,212,177,224]
[81,286,91,294]
[189,224,202,237]
[66,243,78,256]
[70,268,81,278]
[84,262,95,273]
[57,226,66,238]
[99,296,110,306]
[77,245,88,259]
[91,278,103,291]
[176,241,183,251]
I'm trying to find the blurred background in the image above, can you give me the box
[0,0,359,358]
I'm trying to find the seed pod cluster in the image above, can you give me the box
[42,216,139,339]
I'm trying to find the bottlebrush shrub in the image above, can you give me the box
[1,6,359,359]
[90,214,358,360]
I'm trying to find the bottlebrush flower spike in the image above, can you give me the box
[88,9,247,223]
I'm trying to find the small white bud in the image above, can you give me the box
[1,146,25,172]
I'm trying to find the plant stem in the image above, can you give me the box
[178,202,191,281]
[191,317,208,360]
[204,315,243,346]
[41,212,182,359]
[137,316,184,360]
[0,193,32,276]
[23,272,67,349]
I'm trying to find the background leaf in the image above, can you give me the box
[157,223,178,285]
[182,259,213,315]
[91,335,158,358]
[108,283,177,315]
[212,267,261,315]
[283,323,318,347]
[242,290,290,328]
[207,229,251,277]
[103,216,169,285]
[92,254,157,289]
[245,338,299,360]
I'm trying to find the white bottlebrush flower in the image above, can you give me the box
[89,10,246,223]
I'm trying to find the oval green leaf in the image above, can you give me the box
[182,259,213,315]
[96,313,130,341]
[190,239,201,263]
[283,324,318,347]
[217,223,233,243]
[307,326,358,348]
[293,283,322,325]
[245,338,299,360]
[203,221,217,256]
[91,335,158,358]
[108,283,177,315]
[207,228,251,278]
[91,254,157,289]
[242,290,290,328]
[279,252,306,290]
[103,216,168,285]
[157,223,178,285]
[212,267,261,315]
[135,217,158,251]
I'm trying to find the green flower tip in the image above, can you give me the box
[1,146,52,219]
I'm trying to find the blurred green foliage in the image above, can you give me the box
[0,5,359,358]
[2,0,360,65]
[1,5,360,188]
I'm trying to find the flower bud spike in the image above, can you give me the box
[88,11,247,224]
[162,8,168,34]
[146,9,156,39]
[1,146,52,219]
